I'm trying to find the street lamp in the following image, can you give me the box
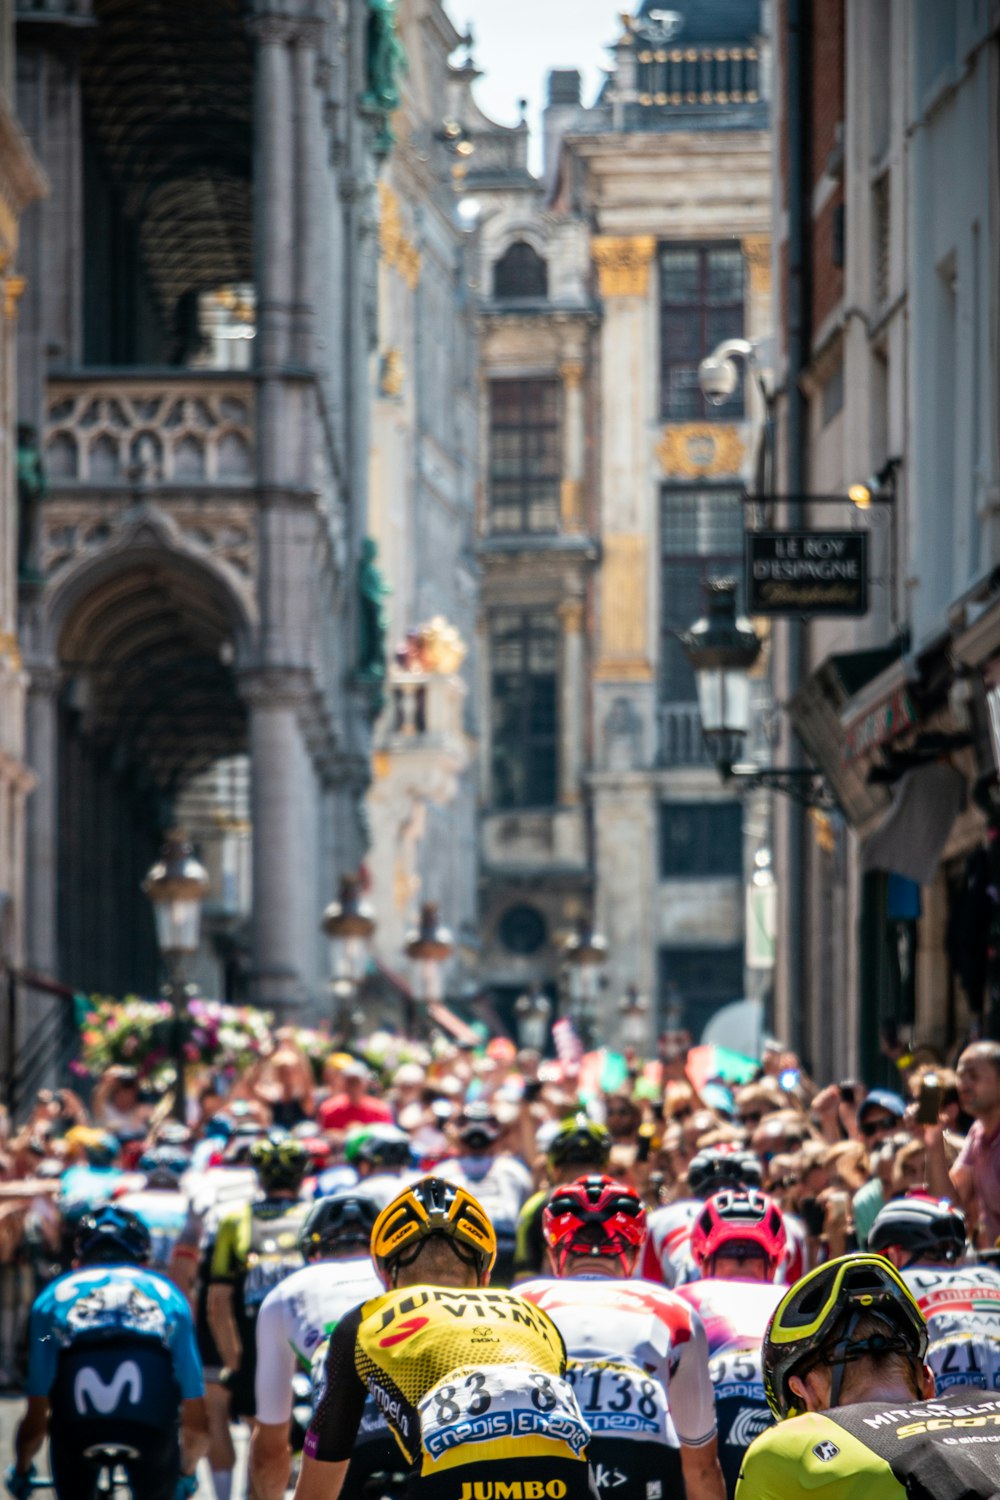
[680,578,833,808]
[405,902,454,1005]
[143,830,209,1122]
[321,875,376,1036]
[515,987,552,1053]
[618,985,651,1052]
[562,915,608,1044]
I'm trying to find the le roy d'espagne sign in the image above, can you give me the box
[747,531,868,616]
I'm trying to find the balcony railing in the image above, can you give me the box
[386,670,467,753]
[44,373,255,487]
[658,702,713,767]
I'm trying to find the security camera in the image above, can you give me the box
[698,353,739,406]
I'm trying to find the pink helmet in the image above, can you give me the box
[690,1188,786,1279]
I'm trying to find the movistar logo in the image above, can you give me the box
[73,1361,142,1416]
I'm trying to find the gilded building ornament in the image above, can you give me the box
[559,360,584,390]
[595,534,653,682]
[0,632,22,670]
[378,181,421,290]
[3,274,26,320]
[657,423,745,478]
[592,236,656,298]
[560,479,585,532]
[742,235,771,296]
[557,599,585,634]
[380,347,405,398]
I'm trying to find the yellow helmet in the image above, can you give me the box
[371,1175,497,1283]
[763,1253,927,1419]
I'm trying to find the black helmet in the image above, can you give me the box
[869,1195,967,1266]
[547,1116,612,1172]
[300,1193,380,1259]
[74,1205,152,1267]
[354,1125,412,1171]
[250,1135,310,1194]
[763,1253,928,1419]
[687,1148,762,1199]
[457,1104,502,1153]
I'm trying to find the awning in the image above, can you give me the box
[862,761,968,884]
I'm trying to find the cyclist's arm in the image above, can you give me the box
[300,1306,368,1499]
[250,1422,292,1500]
[681,1436,726,1500]
[293,1456,349,1500]
[666,1306,725,1500]
[180,1396,209,1473]
[13,1397,48,1474]
[208,1219,244,1370]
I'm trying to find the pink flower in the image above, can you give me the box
[123,1036,139,1057]
[183,1043,200,1062]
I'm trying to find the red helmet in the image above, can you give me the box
[543,1174,647,1275]
[690,1188,786,1279]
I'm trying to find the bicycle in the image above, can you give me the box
[10,1444,195,1500]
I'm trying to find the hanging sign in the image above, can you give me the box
[746,530,868,616]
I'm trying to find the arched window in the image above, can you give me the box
[493,240,548,300]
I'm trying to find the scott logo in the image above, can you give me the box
[812,1440,840,1463]
[73,1361,142,1416]
[379,1316,429,1347]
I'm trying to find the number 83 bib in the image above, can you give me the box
[418,1364,591,1463]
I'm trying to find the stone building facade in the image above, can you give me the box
[770,0,1000,1075]
[463,0,774,1045]
[12,0,392,1012]
[0,0,45,973]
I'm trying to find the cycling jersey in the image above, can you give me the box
[59,1164,125,1210]
[679,1281,784,1499]
[115,1189,189,1278]
[639,1201,700,1287]
[210,1196,309,1316]
[735,1387,1000,1499]
[26,1264,204,1406]
[437,1157,533,1283]
[518,1277,717,1451]
[900,1264,1000,1394]
[305,1283,591,1482]
[514,1190,550,1281]
[255,1255,382,1423]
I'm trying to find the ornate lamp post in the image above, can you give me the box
[143,831,209,1122]
[405,902,454,1007]
[562,915,609,1046]
[321,875,376,1037]
[515,986,552,1053]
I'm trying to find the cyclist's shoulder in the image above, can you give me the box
[736,1413,896,1498]
[518,1188,549,1219]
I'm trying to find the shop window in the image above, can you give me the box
[488,379,560,534]
[660,801,742,878]
[490,611,559,808]
[493,241,548,300]
[660,485,744,701]
[660,243,745,420]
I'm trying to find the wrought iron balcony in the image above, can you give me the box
[43,372,255,488]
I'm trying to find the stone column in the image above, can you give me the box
[291,22,323,367]
[243,670,312,1009]
[557,599,585,805]
[559,359,586,533]
[252,12,295,486]
[24,666,59,975]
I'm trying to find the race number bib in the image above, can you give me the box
[928,1334,1000,1393]
[563,1359,669,1442]
[709,1348,765,1394]
[419,1363,590,1461]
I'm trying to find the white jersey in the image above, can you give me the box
[902,1263,1000,1394]
[254,1254,382,1424]
[518,1276,717,1450]
[115,1189,189,1276]
[640,1200,701,1287]
[437,1154,533,1230]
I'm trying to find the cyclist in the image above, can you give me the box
[514,1116,612,1281]
[437,1104,533,1284]
[207,1135,310,1496]
[342,1123,418,1206]
[734,1252,1000,1498]
[641,1148,763,1287]
[520,1174,725,1500]
[679,1190,788,1497]
[296,1176,593,1500]
[59,1129,124,1211]
[250,1192,392,1500]
[115,1144,193,1290]
[9,1205,207,1500]
[869,1193,1000,1393]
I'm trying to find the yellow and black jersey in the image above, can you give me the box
[304,1284,591,1476]
[736,1387,1000,1500]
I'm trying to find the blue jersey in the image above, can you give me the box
[60,1165,124,1209]
[27,1265,204,1403]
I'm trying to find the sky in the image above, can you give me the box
[444,0,627,165]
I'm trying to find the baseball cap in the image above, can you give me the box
[858,1088,906,1121]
